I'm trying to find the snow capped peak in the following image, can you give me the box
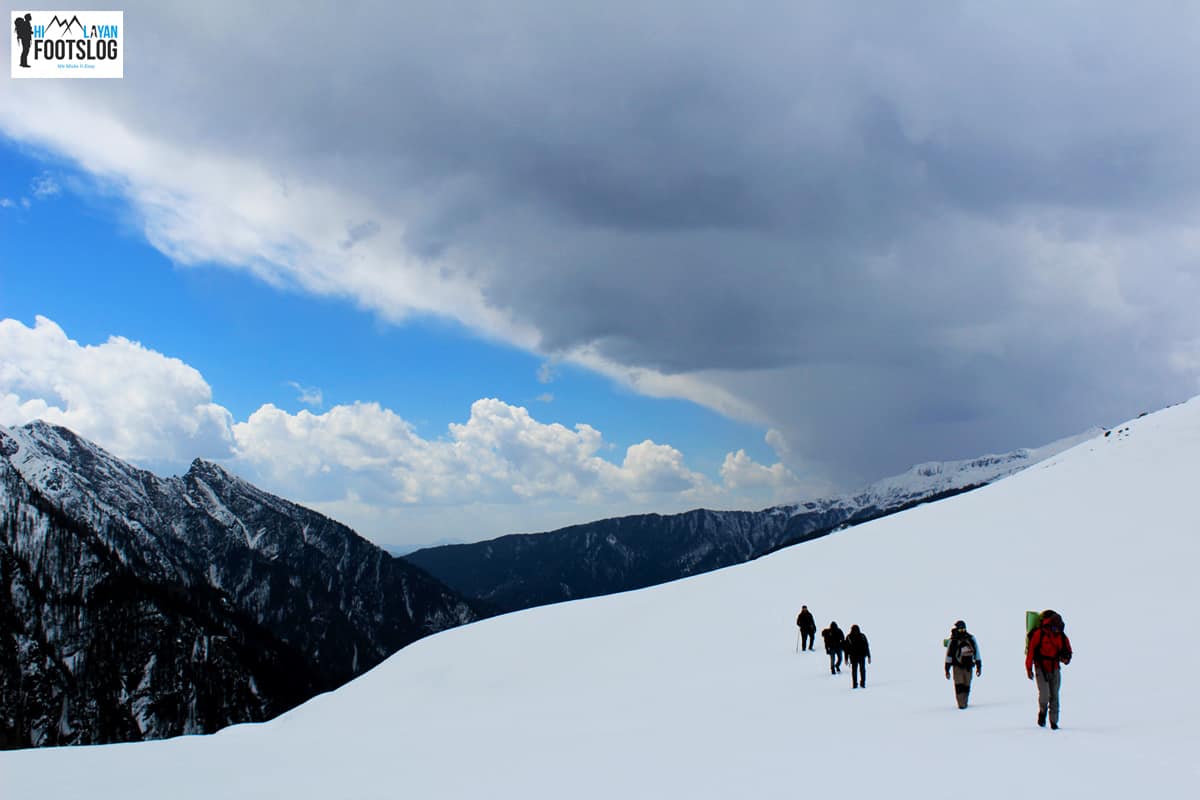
[9,420,60,457]
[9,418,143,484]
[759,428,1103,524]
[16,418,89,456]
[187,456,226,475]
[185,457,245,490]
[837,426,1104,511]
[3,420,165,533]
[18,418,64,435]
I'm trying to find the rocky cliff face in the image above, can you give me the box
[0,422,479,748]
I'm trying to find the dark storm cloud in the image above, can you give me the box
[20,0,1200,484]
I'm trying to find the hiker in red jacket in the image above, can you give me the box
[1025,609,1073,729]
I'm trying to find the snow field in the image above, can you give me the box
[2,400,1198,798]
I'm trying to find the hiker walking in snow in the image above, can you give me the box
[821,621,844,674]
[1026,610,1073,729]
[796,605,817,652]
[843,624,871,688]
[944,620,981,709]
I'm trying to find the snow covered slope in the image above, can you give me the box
[2,401,1196,797]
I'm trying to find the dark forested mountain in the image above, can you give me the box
[0,422,479,749]
[405,431,1098,614]
[404,498,930,614]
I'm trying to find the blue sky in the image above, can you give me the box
[1,138,786,543]
[0,140,778,471]
[4,2,1197,547]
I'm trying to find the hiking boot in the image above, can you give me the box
[1037,709,1047,727]
[1050,721,1059,730]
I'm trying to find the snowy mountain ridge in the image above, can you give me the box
[831,426,1103,512]
[3,400,1193,797]
[0,421,480,748]
[5,421,313,576]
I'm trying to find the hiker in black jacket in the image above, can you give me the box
[821,622,845,674]
[843,624,871,688]
[796,605,817,651]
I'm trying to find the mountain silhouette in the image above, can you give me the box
[45,15,84,36]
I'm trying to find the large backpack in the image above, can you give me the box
[951,633,976,668]
[1036,627,1065,660]
[845,631,868,659]
[1029,614,1071,668]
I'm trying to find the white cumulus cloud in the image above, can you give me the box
[232,398,711,509]
[0,316,235,463]
[720,449,795,491]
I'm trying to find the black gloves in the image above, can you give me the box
[976,662,982,677]
[945,668,951,680]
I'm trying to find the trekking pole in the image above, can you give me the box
[795,628,801,653]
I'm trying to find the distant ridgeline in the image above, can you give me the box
[0,422,479,749]
[402,442,1080,614]
[404,492,971,615]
